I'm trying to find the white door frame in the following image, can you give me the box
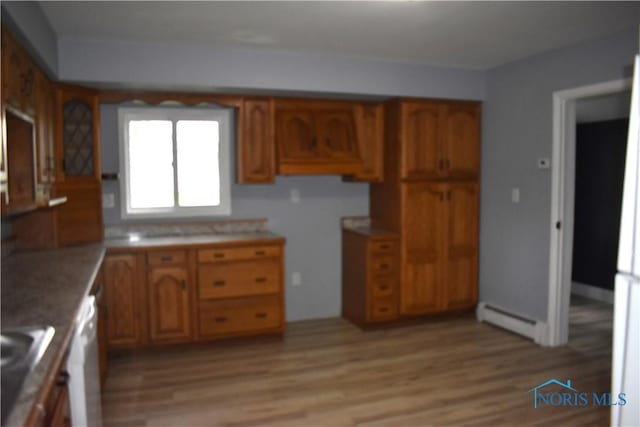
[547,78,632,347]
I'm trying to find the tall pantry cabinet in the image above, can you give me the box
[370,99,480,316]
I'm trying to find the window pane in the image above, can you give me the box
[176,120,220,207]
[128,120,174,208]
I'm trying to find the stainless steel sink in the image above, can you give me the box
[1,326,55,424]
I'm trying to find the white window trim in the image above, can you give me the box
[118,106,232,219]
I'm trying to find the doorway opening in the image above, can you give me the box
[547,78,632,347]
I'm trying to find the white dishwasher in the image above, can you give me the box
[67,295,103,427]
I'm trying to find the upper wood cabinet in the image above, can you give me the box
[397,99,480,181]
[104,253,143,347]
[33,68,56,190]
[1,29,36,117]
[274,99,362,175]
[351,102,384,182]
[54,85,101,183]
[237,98,275,183]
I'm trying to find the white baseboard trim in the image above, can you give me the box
[476,302,550,346]
[571,281,614,304]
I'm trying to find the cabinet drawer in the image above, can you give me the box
[148,250,187,266]
[198,245,281,263]
[369,296,397,321]
[370,255,395,275]
[198,260,280,299]
[371,277,396,298]
[198,295,281,336]
[370,240,397,254]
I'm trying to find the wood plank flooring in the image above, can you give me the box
[102,297,613,426]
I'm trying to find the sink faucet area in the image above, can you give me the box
[1,326,55,425]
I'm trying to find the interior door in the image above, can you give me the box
[442,102,480,179]
[401,182,445,314]
[443,182,479,309]
[401,101,442,180]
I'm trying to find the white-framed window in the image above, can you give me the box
[118,106,231,219]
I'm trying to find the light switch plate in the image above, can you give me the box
[292,272,302,286]
[512,188,520,203]
[290,189,301,204]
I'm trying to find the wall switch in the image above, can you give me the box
[511,188,520,203]
[102,193,115,208]
[290,189,301,204]
[292,272,302,287]
[537,158,551,169]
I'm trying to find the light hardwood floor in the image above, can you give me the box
[102,297,613,426]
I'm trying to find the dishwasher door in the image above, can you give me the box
[67,296,103,427]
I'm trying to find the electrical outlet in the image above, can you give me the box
[290,189,301,204]
[537,158,551,169]
[102,193,115,208]
[292,272,302,286]
[512,188,520,203]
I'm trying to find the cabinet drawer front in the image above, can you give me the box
[198,295,281,336]
[371,277,396,298]
[198,261,280,299]
[369,296,397,321]
[370,255,395,275]
[370,240,397,254]
[148,250,187,266]
[197,245,281,263]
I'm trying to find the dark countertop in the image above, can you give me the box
[1,244,106,427]
[104,231,285,250]
[342,226,399,238]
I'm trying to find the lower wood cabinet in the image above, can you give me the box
[103,253,144,347]
[342,228,400,327]
[102,239,285,350]
[147,264,191,342]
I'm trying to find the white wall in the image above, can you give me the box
[480,28,638,322]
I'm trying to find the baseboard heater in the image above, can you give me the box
[476,302,548,345]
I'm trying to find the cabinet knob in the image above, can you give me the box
[214,317,227,323]
[255,313,267,319]
[213,280,226,287]
[213,253,225,259]
[255,250,266,256]
[160,256,173,262]
[255,277,267,283]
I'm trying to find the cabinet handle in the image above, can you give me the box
[325,137,333,149]
[255,313,267,319]
[378,307,389,313]
[379,285,389,291]
[439,192,444,202]
[213,280,226,287]
[180,280,187,289]
[379,244,390,250]
[439,159,444,170]
[379,263,389,270]
[160,256,173,262]
[445,159,450,170]
[447,190,451,201]
[213,253,225,259]
[255,250,266,256]
[310,137,317,151]
[255,277,267,283]
[214,317,227,323]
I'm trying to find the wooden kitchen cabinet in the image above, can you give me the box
[350,102,384,182]
[53,84,103,246]
[93,269,109,389]
[33,68,56,190]
[237,98,275,183]
[196,242,285,339]
[400,182,478,315]
[147,251,192,342]
[396,99,480,181]
[342,228,399,327]
[1,29,36,117]
[103,253,144,347]
[274,99,362,175]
